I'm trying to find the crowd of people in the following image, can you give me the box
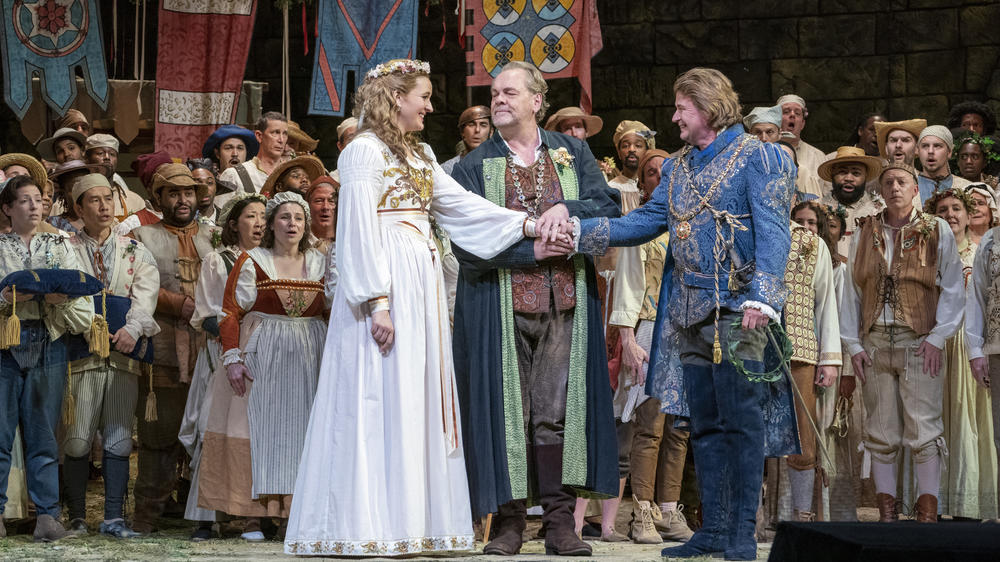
[0,57,997,561]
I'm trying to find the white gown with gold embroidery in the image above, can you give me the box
[284,133,529,556]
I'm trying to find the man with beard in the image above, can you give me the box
[130,158,216,534]
[217,112,287,206]
[819,146,884,256]
[85,134,146,224]
[875,119,926,166]
[201,125,259,175]
[441,106,492,175]
[917,125,970,203]
[609,120,654,213]
[777,94,825,199]
[743,105,782,144]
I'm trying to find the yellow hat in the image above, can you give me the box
[613,120,656,150]
[875,119,927,159]
[287,120,319,152]
[817,146,882,183]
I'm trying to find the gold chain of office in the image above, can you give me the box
[667,137,754,239]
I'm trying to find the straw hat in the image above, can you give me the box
[287,120,319,152]
[0,153,48,187]
[543,107,603,137]
[817,146,883,183]
[875,119,927,159]
[261,155,325,197]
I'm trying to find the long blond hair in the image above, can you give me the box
[353,62,432,166]
[673,68,742,130]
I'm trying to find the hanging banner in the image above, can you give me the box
[464,0,602,112]
[308,0,419,117]
[0,0,110,119]
[154,0,257,158]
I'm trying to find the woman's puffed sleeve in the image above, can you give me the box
[219,253,257,365]
[426,145,528,260]
[335,137,392,313]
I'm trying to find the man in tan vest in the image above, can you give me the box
[130,161,215,534]
[840,162,964,523]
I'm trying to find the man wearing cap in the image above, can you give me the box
[743,105,782,144]
[202,124,259,175]
[130,163,216,534]
[37,128,86,165]
[917,125,971,204]
[327,117,359,185]
[85,134,146,221]
[819,147,884,256]
[64,173,160,538]
[778,94,826,199]
[875,119,926,167]
[57,109,91,136]
[441,106,492,175]
[260,155,325,197]
[217,112,287,204]
[840,162,964,524]
[48,159,110,234]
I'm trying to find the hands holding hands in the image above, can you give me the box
[529,204,577,260]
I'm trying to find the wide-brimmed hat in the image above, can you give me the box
[817,146,883,183]
[287,120,319,152]
[543,107,603,137]
[201,124,259,160]
[150,162,208,200]
[875,119,927,160]
[0,153,48,187]
[36,127,87,161]
[261,155,325,197]
[49,159,109,185]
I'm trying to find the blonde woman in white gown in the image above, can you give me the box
[284,60,547,556]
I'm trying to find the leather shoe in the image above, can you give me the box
[33,514,75,543]
[915,494,938,523]
[876,493,898,523]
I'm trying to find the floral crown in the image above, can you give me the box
[365,59,430,82]
[922,185,977,215]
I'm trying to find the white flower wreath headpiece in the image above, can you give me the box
[365,59,430,82]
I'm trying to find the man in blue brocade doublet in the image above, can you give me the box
[576,69,796,561]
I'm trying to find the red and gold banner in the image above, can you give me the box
[154,0,257,158]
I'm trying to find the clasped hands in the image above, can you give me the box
[531,204,577,260]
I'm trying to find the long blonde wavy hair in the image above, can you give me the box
[353,63,432,166]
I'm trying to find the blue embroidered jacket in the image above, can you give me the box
[579,125,795,329]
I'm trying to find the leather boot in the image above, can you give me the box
[482,499,527,555]
[876,493,898,523]
[1,514,6,538]
[915,494,938,523]
[536,444,591,556]
[132,446,175,533]
[33,514,74,543]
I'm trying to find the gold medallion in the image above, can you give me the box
[676,221,692,240]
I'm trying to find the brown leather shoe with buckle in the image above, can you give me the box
[915,494,938,523]
[876,493,898,523]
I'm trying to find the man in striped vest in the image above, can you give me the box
[840,162,965,523]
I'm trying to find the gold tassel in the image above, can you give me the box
[89,291,111,358]
[62,364,76,427]
[713,330,722,364]
[1,285,21,349]
[143,364,158,422]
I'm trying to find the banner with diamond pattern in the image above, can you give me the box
[464,0,601,112]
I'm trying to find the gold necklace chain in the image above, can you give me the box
[667,136,753,223]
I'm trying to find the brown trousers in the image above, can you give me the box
[133,372,188,527]
[787,361,818,471]
[630,398,689,503]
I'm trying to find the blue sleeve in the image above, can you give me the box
[745,143,794,311]
[577,159,673,255]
